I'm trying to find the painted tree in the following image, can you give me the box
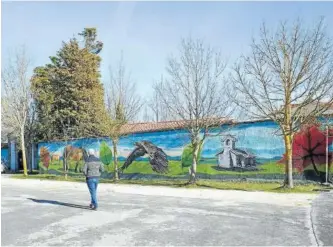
[1,47,33,176]
[155,37,234,183]
[62,145,85,174]
[39,147,51,170]
[31,28,108,141]
[181,141,204,169]
[99,141,113,167]
[231,18,333,188]
[280,123,333,179]
[104,53,142,180]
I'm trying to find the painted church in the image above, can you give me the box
[216,135,256,169]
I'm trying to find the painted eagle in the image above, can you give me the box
[120,141,169,174]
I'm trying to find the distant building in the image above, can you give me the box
[271,102,333,118]
[290,102,333,116]
[216,135,256,169]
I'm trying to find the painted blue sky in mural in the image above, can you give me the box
[38,120,294,161]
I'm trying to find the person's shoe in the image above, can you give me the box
[89,203,93,208]
[91,206,98,211]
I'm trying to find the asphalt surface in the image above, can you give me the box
[1,177,332,246]
[311,190,333,246]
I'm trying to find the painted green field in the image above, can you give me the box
[40,159,332,177]
[42,160,285,175]
[120,161,285,175]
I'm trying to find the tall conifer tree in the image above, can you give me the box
[31,28,107,140]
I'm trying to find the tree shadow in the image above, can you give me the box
[272,185,287,190]
[27,198,92,210]
[312,188,333,192]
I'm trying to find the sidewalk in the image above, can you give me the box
[310,190,333,246]
[1,175,316,206]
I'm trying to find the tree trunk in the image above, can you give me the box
[20,130,28,176]
[189,143,199,184]
[284,134,294,188]
[27,144,32,173]
[63,157,68,179]
[113,139,119,181]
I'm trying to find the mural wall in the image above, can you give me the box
[37,120,333,182]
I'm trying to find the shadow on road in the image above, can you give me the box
[27,198,91,210]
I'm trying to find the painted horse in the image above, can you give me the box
[62,146,88,173]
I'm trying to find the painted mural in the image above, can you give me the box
[121,141,169,174]
[37,120,333,182]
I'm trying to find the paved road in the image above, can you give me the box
[311,190,333,246]
[1,177,332,246]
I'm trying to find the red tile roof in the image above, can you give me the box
[119,118,233,135]
[35,118,234,143]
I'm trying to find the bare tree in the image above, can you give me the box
[142,104,152,122]
[147,76,171,122]
[1,126,14,143]
[231,18,333,188]
[156,37,234,183]
[24,100,38,173]
[105,53,142,180]
[1,47,33,176]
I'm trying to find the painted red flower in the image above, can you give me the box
[279,124,333,174]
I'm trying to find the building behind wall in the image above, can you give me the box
[1,135,38,173]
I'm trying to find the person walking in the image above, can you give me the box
[83,149,104,210]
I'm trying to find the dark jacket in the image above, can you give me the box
[83,155,104,179]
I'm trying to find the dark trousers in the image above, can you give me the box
[86,177,99,208]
